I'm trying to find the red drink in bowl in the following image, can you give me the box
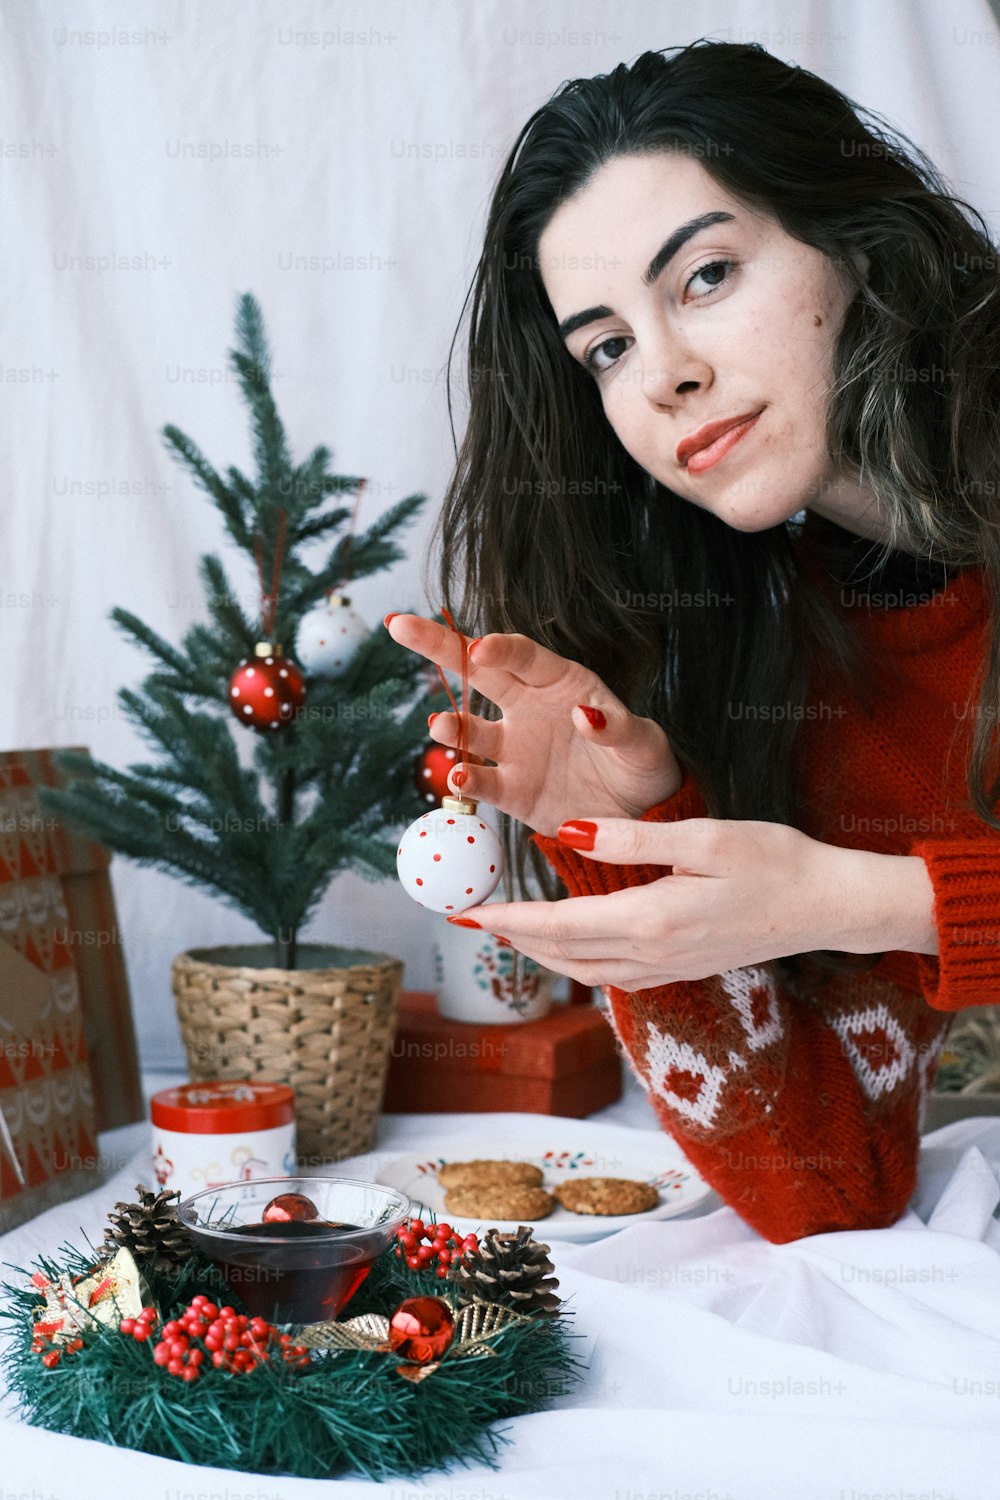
[178,1176,411,1324]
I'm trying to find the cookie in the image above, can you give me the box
[436,1159,544,1189]
[444,1184,555,1221]
[553,1176,660,1216]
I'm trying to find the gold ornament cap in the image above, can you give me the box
[440,794,477,815]
[327,592,350,607]
[254,642,284,657]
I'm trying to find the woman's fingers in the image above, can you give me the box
[448,891,630,953]
[444,760,505,805]
[469,630,591,692]
[385,614,518,706]
[570,703,675,777]
[385,614,466,674]
[555,815,722,870]
[429,710,503,766]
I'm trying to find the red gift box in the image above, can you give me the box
[0,748,143,1135]
[0,762,104,1230]
[382,990,622,1116]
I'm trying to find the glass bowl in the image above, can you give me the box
[177,1175,412,1324]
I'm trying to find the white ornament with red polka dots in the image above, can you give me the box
[296,593,369,679]
[396,795,503,913]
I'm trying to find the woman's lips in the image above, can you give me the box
[684,411,762,475]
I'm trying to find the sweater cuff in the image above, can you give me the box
[908,837,1000,1010]
[530,769,711,900]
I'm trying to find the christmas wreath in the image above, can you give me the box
[0,1186,585,1481]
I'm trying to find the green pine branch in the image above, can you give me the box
[43,291,437,965]
[228,347,294,508]
[0,1238,585,1482]
[161,427,251,551]
[292,505,353,546]
[198,554,259,648]
[40,777,275,932]
[110,609,192,676]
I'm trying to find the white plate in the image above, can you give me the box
[375,1137,713,1242]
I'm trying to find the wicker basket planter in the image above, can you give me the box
[171,944,403,1164]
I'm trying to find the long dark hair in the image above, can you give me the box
[426,39,1000,989]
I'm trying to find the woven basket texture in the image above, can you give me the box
[172,946,403,1162]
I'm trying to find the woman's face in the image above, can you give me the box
[537,151,861,531]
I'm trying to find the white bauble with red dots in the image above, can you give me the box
[296,592,369,679]
[396,796,503,913]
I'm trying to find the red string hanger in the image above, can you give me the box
[413,608,472,806]
[395,609,503,913]
[253,509,289,642]
[432,608,471,796]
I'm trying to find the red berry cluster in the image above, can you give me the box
[394,1218,479,1279]
[119,1305,160,1342]
[145,1295,310,1382]
[31,1322,86,1368]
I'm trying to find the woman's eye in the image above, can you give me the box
[582,335,631,374]
[685,258,735,297]
[579,260,735,375]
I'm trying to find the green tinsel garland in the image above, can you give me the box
[0,1233,586,1481]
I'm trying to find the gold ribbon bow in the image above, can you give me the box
[298,1299,536,1382]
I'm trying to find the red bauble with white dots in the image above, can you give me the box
[414,741,459,807]
[396,795,503,913]
[228,644,306,733]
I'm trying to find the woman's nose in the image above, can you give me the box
[638,345,708,408]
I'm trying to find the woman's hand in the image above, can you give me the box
[385,614,682,836]
[450,816,936,988]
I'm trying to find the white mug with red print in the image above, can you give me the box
[433,913,555,1025]
[429,803,556,1024]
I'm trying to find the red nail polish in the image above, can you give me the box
[447,916,482,929]
[451,769,468,788]
[492,934,511,947]
[467,637,482,655]
[427,711,439,729]
[577,705,607,730]
[557,819,597,851]
[384,612,399,628]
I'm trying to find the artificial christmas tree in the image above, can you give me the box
[38,293,450,1157]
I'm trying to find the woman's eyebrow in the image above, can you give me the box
[556,210,737,342]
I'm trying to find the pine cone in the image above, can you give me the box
[100,1183,196,1274]
[449,1224,561,1317]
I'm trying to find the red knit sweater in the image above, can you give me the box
[532,533,996,1244]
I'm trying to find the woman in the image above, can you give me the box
[385,40,1000,1242]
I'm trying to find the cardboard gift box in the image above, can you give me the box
[0,762,106,1230]
[382,989,622,1116]
[0,748,143,1136]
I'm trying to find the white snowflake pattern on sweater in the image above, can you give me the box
[828,1001,917,1100]
[642,1022,749,1131]
[718,965,784,1051]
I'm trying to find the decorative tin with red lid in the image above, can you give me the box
[150,1080,297,1201]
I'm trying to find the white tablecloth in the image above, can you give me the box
[3,1082,1000,1499]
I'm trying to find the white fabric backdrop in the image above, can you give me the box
[2,0,1000,1069]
